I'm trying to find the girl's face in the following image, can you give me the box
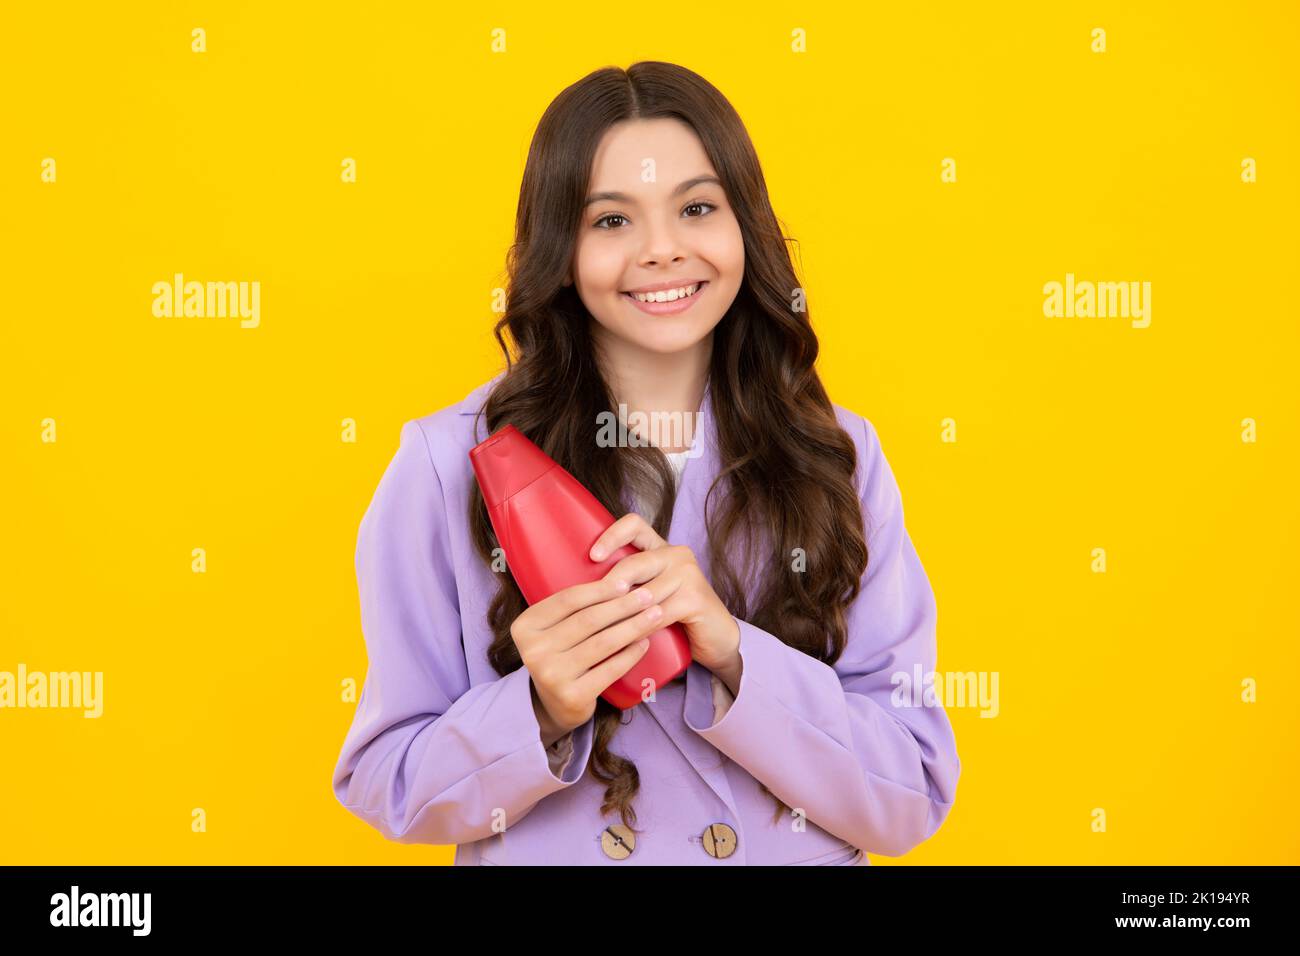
[568,117,744,364]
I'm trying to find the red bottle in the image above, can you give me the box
[469,423,692,709]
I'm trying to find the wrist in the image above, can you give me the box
[712,655,743,697]
[711,619,743,695]
[530,677,570,748]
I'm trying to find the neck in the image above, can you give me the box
[592,328,712,454]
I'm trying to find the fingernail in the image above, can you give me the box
[636,587,653,605]
[591,545,605,560]
[646,605,662,620]
[615,579,630,592]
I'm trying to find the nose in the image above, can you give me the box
[638,215,689,267]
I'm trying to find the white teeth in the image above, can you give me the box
[629,282,701,303]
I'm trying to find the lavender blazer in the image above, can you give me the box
[332,374,960,865]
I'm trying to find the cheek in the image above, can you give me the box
[574,238,627,294]
[700,223,745,283]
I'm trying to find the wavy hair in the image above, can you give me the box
[467,61,869,833]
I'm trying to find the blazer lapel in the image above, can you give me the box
[640,375,743,820]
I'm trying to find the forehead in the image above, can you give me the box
[588,117,715,188]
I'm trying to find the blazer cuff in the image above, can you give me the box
[546,733,575,776]
[683,616,843,743]
[508,667,596,787]
[544,721,595,781]
[520,671,595,785]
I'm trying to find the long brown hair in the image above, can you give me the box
[467,61,868,833]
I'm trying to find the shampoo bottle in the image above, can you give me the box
[469,423,692,709]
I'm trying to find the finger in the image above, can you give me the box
[554,582,659,651]
[528,573,631,631]
[575,638,654,704]
[602,547,676,591]
[574,601,665,672]
[589,512,665,561]
[631,566,688,612]
[573,609,662,693]
[646,589,691,629]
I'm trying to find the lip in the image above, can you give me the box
[621,280,709,316]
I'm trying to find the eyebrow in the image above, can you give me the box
[583,175,723,208]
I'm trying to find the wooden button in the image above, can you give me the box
[600,824,636,860]
[702,823,737,858]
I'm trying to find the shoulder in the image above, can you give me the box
[829,401,900,541]
[829,402,885,497]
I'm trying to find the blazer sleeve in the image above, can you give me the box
[332,419,596,845]
[682,414,960,857]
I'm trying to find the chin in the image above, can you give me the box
[626,330,711,355]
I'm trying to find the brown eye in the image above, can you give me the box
[594,214,628,229]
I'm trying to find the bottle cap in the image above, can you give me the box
[468,424,557,511]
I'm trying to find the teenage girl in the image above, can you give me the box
[332,60,960,865]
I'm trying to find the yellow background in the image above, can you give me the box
[1,1,1296,865]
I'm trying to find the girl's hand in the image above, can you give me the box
[589,513,742,688]
[512,573,665,739]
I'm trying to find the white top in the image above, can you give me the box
[624,448,692,519]
[663,448,691,483]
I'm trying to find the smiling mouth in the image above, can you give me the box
[620,281,709,303]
